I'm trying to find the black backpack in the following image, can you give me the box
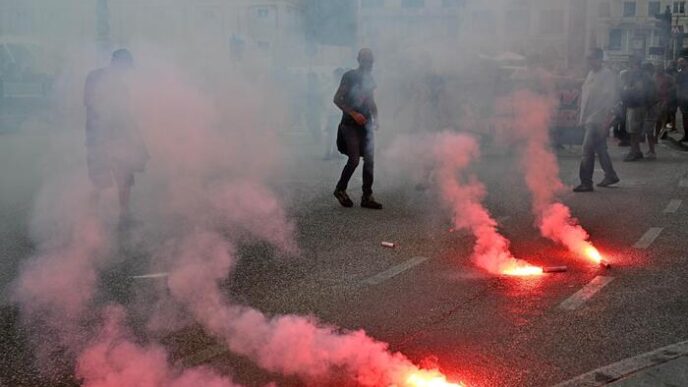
[621,70,654,108]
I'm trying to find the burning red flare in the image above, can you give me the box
[500,260,544,277]
[583,245,602,264]
[403,369,465,387]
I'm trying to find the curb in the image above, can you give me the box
[552,339,688,387]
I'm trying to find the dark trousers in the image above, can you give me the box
[336,124,374,196]
[579,123,617,187]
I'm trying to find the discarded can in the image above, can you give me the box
[543,266,568,273]
[599,259,611,269]
[381,241,395,248]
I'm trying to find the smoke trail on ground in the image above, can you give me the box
[387,132,539,276]
[432,132,539,275]
[143,76,459,384]
[76,306,238,387]
[13,52,462,386]
[498,89,600,261]
[11,178,237,386]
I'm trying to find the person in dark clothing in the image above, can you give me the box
[324,67,347,160]
[619,56,654,161]
[333,48,382,209]
[85,49,149,224]
[675,57,688,141]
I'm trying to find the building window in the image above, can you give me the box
[257,8,269,18]
[362,0,384,8]
[623,2,636,17]
[539,9,564,34]
[609,29,623,50]
[649,1,661,16]
[674,2,686,13]
[401,0,425,8]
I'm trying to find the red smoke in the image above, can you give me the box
[163,187,461,386]
[498,89,602,264]
[13,55,464,387]
[431,132,540,275]
[76,306,238,387]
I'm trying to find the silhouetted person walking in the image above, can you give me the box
[85,49,149,225]
[333,48,382,209]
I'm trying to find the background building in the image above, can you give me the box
[458,0,590,73]
[589,0,688,66]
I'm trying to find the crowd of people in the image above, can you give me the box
[575,48,688,192]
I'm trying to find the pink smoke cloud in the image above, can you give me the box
[77,306,239,387]
[497,89,600,262]
[431,132,540,275]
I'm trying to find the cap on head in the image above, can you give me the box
[111,48,133,67]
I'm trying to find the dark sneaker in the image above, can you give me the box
[573,184,594,192]
[334,189,354,208]
[597,176,620,187]
[623,152,643,162]
[361,195,383,209]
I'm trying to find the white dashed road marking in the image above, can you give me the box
[553,339,688,387]
[633,227,663,249]
[663,199,682,214]
[130,272,169,279]
[559,276,615,311]
[363,257,429,286]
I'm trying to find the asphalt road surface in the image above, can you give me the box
[2,129,688,387]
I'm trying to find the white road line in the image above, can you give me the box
[663,199,682,214]
[552,339,688,387]
[362,257,429,286]
[559,276,615,311]
[130,272,169,279]
[633,227,664,249]
[680,178,688,188]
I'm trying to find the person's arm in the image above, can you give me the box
[370,95,379,129]
[334,73,367,126]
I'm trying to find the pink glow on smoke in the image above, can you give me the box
[77,306,238,387]
[498,89,601,262]
[431,132,540,275]
[163,189,463,386]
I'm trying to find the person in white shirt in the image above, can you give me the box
[574,48,620,192]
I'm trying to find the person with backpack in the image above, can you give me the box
[619,56,654,161]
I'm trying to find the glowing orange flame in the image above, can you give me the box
[501,260,544,276]
[583,245,602,264]
[404,370,465,387]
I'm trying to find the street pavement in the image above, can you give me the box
[2,126,688,387]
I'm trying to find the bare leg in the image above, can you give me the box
[647,133,656,153]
